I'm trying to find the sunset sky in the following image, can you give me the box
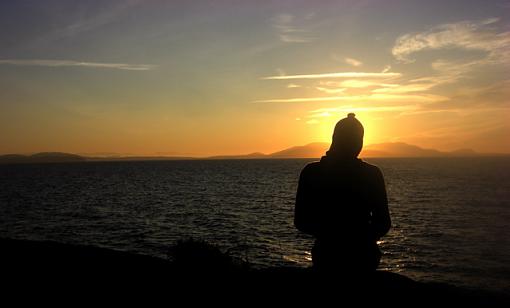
[1,0,509,156]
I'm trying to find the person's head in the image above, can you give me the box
[328,113,364,158]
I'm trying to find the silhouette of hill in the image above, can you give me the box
[0,152,86,164]
[207,152,267,160]
[1,143,504,164]
[86,155,195,162]
[362,142,444,157]
[362,142,492,157]
[0,154,27,163]
[269,142,328,158]
[448,148,478,156]
[263,142,487,158]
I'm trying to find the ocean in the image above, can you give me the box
[1,157,509,293]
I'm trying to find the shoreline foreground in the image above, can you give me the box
[2,238,508,304]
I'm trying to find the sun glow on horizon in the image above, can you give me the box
[0,2,509,155]
[310,112,380,147]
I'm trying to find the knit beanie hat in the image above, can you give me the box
[328,113,364,158]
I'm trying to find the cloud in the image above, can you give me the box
[255,96,352,103]
[309,111,334,118]
[407,58,489,88]
[287,83,301,88]
[315,87,346,94]
[273,14,313,43]
[254,93,447,103]
[313,80,399,94]
[345,57,363,67]
[30,1,144,46]
[392,18,510,63]
[280,34,311,43]
[325,80,399,89]
[262,72,401,80]
[0,59,156,71]
[397,107,510,118]
[372,83,435,94]
[308,105,419,116]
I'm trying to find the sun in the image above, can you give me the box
[315,120,334,143]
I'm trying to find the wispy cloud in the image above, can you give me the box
[255,96,351,103]
[381,65,391,73]
[316,80,388,94]
[372,83,435,94]
[315,87,346,94]
[344,57,363,67]
[307,104,510,122]
[0,59,156,71]
[392,17,510,63]
[400,106,510,118]
[309,105,419,116]
[323,80,399,89]
[262,72,401,80]
[407,58,486,88]
[30,1,144,47]
[287,83,301,88]
[254,93,447,103]
[273,14,313,43]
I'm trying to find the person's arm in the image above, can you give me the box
[294,165,318,236]
[371,167,391,240]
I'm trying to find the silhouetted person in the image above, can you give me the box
[295,113,391,274]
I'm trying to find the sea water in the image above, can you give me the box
[1,157,509,293]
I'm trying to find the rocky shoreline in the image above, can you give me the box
[1,238,508,305]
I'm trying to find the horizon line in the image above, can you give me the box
[3,141,510,159]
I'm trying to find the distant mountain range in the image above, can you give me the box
[362,142,479,158]
[0,152,86,164]
[0,143,507,164]
[0,153,193,164]
[207,143,329,160]
[208,142,483,159]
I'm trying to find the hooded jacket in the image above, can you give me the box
[294,113,391,270]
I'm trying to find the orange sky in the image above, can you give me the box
[1,1,509,156]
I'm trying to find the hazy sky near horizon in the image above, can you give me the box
[1,0,509,156]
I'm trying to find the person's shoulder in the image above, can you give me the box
[360,160,383,176]
[300,161,321,175]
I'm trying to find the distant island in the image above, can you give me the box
[0,142,508,164]
[0,152,86,164]
[205,142,500,159]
